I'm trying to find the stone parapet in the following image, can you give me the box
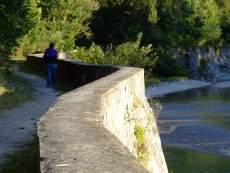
[27,55,168,173]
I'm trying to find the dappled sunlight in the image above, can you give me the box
[0,86,6,96]
[0,69,33,111]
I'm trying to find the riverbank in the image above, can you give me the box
[145,79,210,97]
[145,74,230,98]
[149,75,230,173]
[146,75,230,159]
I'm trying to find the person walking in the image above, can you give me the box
[43,43,59,88]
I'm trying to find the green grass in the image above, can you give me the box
[145,76,188,87]
[0,68,34,112]
[0,138,40,173]
[0,63,39,172]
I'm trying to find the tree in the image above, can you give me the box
[19,0,98,55]
[90,0,157,46]
[155,0,222,48]
[189,0,221,45]
[0,0,38,60]
[155,0,195,48]
[216,0,230,44]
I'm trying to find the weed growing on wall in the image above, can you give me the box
[134,125,149,166]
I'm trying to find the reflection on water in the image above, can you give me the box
[161,87,230,103]
[163,145,230,173]
[156,86,230,173]
[159,87,230,129]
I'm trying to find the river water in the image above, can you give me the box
[157,86,230,173]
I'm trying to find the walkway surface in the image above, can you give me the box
[0,67,149,173]
[0,66,62,164]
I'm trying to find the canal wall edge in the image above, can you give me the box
[27,55,168,173]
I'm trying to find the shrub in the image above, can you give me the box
[70,34,158,73]
[71,43,105,64]
[199,58,207,72]
[155,50,187,77]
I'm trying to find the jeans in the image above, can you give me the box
[46,63,57,87]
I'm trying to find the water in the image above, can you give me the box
[163,145,230,173]
[156,87,230,173]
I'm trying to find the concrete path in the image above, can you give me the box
[0,66,62,164]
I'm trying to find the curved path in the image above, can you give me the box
[0,66,62,164]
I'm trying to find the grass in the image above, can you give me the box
[145,76,188,87]
[0,61,39,172]
[0,138,40,173]
[0,67,34,112]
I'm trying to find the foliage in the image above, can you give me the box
[216,0,230,45]
[155,50,187,77]
[17,0,98,57]
[189,0,221,45]
[72,43,106,64]
[0,69,34,111]
[105,34,157,69]
[155,0,222,48]
[145,76,188,86]
[155,0,196,47]
[199,58,208,72]
[134,125,149,164]
[0,0,39,63]
[3,0,229,78]
[90,0,157,46]
[73,34,157,71]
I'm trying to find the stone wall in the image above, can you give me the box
[27,55,168,173]
[27,55,118,88]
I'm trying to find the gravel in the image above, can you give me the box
[146,76,230,158]
[0,66,62,164]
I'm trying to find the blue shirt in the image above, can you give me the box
[43,47,58,64]
[43,47,58,58]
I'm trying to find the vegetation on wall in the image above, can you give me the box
[134,125,149,165]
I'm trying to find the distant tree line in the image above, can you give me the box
[0,0,229,77]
